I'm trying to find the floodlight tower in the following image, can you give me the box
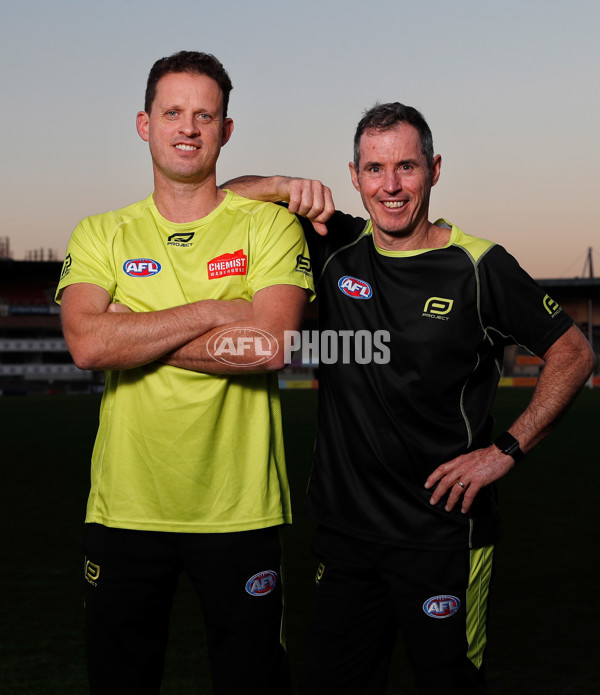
[582,248,595,388]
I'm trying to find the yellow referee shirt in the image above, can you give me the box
[56,191,314,533]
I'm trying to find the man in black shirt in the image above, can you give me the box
[226,103,595,694]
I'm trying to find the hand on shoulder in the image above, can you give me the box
[284,177,335,236]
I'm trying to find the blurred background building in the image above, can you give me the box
[1,250,598,395]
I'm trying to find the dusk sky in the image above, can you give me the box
[2,0,598,278]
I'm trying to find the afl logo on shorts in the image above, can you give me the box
[123,258,162,277]
[245,570,278,597]
[338,276,373,299]
[423,595,461,619]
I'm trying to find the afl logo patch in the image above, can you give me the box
[338,276,373,299]
[245,570,278,597]
[123,258,161,277]
[423,595,460,619]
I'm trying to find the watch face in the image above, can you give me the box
[495,433,523,461]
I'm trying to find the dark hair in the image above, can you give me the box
[144,51,233,117]
[353,102,434,171]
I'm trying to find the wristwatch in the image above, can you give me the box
[493,432,524,463]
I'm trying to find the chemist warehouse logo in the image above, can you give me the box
[422,297,454,321]
[208,249,247,279]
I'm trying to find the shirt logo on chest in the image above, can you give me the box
[123,258,162,277]
[338,275,373,300]
[422,297,454,320]
[208,249,248,279]
[167,232,195,248]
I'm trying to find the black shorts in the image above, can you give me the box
[300,526,493,695]
[83,523,290,695]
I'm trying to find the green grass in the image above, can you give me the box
[1,389,598,694]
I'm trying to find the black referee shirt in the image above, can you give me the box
[302,213,573,550]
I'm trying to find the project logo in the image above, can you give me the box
[60,253,72,279]
[207,327,278,367]
[422,297,454,320]
[296,254,312,276]
[543,294,561,317]
[84,559,100,587]
[167,232,195,248]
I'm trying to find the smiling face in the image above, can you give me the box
[136,71,233,188]
[349,122,441,250]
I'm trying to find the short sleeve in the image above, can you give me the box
[55,217,117,304]
[478,245,573,356]
[246,204,315,299]
[301,211,368,280]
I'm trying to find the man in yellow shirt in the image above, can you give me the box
[56,51,313,695]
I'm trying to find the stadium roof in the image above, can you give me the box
[537,277,600,299]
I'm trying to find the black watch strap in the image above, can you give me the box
[494,432,524,463]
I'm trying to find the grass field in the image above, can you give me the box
[1,388,598,694]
